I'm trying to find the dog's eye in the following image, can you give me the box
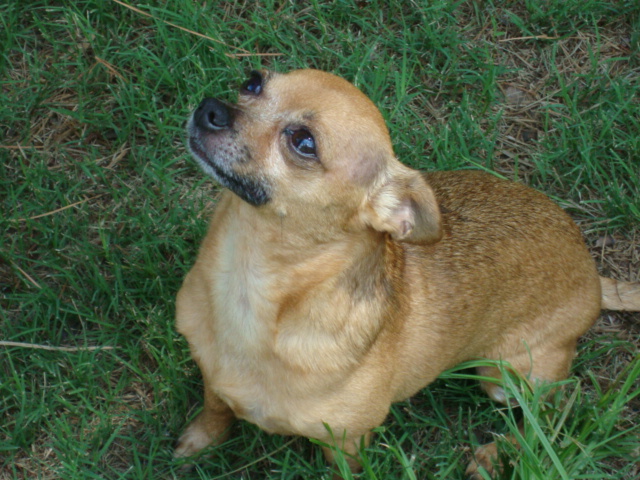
[241,71,263,96]
[287,128,317,158]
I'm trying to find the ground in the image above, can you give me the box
[1,1,638,479]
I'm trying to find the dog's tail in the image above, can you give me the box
[600,276,640,311]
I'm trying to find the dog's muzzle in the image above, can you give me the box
[187,98,272,207]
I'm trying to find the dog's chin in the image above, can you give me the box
[188,137,272,207]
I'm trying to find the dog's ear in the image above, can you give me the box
[363,167,442,244]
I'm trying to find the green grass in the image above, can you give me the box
[1,0,639,479]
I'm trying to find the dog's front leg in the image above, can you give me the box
[174,388,235,460]
[321,431,372,480]
[465,421,524,479]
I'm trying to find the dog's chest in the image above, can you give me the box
[211,235,277,353]
[208,235,312,433]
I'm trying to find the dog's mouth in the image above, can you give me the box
[188,135,272,207]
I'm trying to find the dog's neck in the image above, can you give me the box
[227,194,390,270]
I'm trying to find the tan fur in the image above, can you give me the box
[600,276,640,311]
[173,69,640,477]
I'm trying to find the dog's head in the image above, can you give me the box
[187,69,441,244]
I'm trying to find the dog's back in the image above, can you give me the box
[385,170,602,401]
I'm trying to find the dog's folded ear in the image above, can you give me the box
[363,166,442,244]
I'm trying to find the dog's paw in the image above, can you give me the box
[465,442,499,480]
[174,420,216,460]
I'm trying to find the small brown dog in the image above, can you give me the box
[174,69,640,478]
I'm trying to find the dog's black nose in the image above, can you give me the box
[193,98,232,131]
